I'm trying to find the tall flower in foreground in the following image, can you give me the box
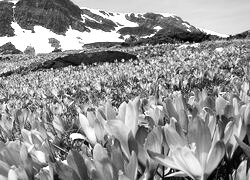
[149,117,225,180]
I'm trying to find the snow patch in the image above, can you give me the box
[199,28,229,38]
[0,0,18,4]
[81,7,140,28]
[0,21,126,54]
[160,13,176,18]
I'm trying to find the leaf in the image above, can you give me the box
[165,98,178,121]
[145,127,162,154]
[93,143,108,162]
[21,129,32,145]
[147,106,162,125]
[118,174,130,180]
[111,139,125,172]
[128,131,138,155]
[163,125,187,150]
[172,147,202,179]
[138,160,150,180]
[31,130,44,148]
[93,117,106,143]
[234,160,247,180]
[177,109,188,133]
[244,104,250,142]
[105,120,130,158]
[16,109,30,129]
[20,145,34,178]
[36,168,53,180]
[94,159,117,180]
[54,161,79,180]
[86,111,96,127]
[135,126,149,146]
[67,150,88,180]
[105,101,117,120]
[188,117,211,170]
[224,118,246,159]
[53,116,64,134]
[0,160,10,177]
[205,141,225,175]
[148,150,181,175]
[216,95,229,116]
[117,102,127,123]
[0,114,14,133]
[125,100,139,136]
[32,151,47,164]
[13,167,29,180]
[125,151,138,180]
[175,94,188,132]
[3,141,22,167]
[166,171,189,178]
[203,96,215,112]
[235,136,250,158]
[79,113,96,145]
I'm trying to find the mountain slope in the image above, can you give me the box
[227,30,250,39]
[0,0,228,53]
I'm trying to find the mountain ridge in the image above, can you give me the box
[0,0,230,53]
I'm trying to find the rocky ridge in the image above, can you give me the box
[0,0,228,53]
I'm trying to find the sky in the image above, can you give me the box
[72,0,250,35]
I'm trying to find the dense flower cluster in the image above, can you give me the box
[0,39,249,180]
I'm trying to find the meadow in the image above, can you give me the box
[0,39,249,180]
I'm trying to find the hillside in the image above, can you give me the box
[0,0,228,53]
[228,29,250,39]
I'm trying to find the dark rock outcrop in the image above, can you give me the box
[82,9,117,32]
[118,26,156,37]
[0,51,137,77]
[83,42,122,49]
[0,42,22,55]
[14,0,87,34]
[48,51,137,68]
[0,1,15,37]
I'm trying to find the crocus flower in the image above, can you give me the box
[149,117,225,180]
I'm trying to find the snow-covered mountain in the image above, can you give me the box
[0,0,228,53]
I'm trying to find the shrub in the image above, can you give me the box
[48,38,62,52]
[24,46,35,55]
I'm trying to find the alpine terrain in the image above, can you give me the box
[0,0,229,53]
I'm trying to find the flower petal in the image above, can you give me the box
[79,113,96,144]
[166,171,189,178]
[172,147,202,179]
[164,125,187,150]
[105,120,130,158]
[147,150,179,170]
[234,160,247,180]
[205,141,225,176]
[125,98,140,136]
[188,117,211,170]
[235,136,250,158]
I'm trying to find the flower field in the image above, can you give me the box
[0,39,250,180]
